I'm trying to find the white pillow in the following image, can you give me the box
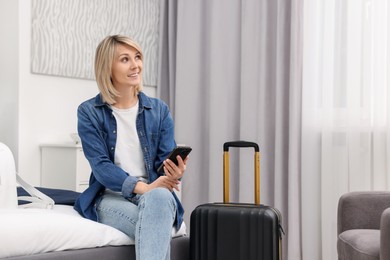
[0,205,186,258]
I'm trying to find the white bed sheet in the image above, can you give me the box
[0,205,187,258]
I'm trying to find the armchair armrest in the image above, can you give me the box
[380,208,390,259]
[338,191,390,235]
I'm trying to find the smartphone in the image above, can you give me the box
[157,146,192,173]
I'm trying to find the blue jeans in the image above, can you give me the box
[96,188,177,260]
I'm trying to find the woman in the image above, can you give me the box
[74,35,187,260]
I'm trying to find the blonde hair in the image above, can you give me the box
[94,35,144,104]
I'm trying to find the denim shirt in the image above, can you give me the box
[73,92,184,230]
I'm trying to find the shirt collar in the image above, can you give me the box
[93,93,105,107]
[138,92,152,110]
[93,92,152,110]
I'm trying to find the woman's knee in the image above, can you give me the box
[141,188,176,211]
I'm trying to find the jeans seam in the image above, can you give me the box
[170,198,177,222]
[136,198,145,258]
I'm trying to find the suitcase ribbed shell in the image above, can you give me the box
[190,203,282,260]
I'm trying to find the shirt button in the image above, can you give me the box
[113,130,116,134]
[111,147,114,150]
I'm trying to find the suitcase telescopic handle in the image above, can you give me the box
[223,141,260,205]
[223,141,259,152]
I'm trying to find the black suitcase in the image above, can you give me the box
[190,141,283,260]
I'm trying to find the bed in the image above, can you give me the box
[0,187,189,260]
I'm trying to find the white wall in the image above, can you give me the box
[0,0,19,161]
[17,0,98,184]
[0,0,156,185]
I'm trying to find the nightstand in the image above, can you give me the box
[40,143,90,192]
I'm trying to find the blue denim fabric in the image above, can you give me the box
[73,92,184,230]
[97,188,176,260]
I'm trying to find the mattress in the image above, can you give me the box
[0,205,187,258]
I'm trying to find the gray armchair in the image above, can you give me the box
[337,191,390,260]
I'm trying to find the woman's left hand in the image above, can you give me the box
[163,155,189,180]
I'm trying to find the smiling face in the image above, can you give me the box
[111,43,143,92]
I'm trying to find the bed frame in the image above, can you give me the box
[6,236,189,260]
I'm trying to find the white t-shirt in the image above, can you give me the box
[111,102,147,179]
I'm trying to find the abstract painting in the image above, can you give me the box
[31,0,159,86]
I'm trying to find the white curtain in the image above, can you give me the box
[170,1,301,259]
[159,0,389,259]
[302,0,390,259]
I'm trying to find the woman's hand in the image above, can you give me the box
[134,176,180,194]
[150,176,180,192]
[163,155,189,180]
[133,156,189,195]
